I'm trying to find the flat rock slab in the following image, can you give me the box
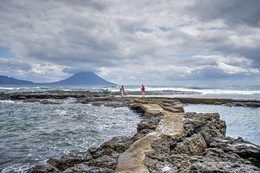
[115,132,160,173]
[156,112,184,137]
[115,101,185,173]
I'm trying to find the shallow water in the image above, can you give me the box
[0,100,140,172]
[184,104,260,145]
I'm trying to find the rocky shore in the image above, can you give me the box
[0,91,259,172]
[1,90,260,107]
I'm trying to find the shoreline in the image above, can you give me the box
[1,91,260,172]
[27,96,260,172]
[0,90,260,107]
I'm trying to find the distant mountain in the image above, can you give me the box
[0,75,34,85]
[0,72,115,86]
[46,72,115,85]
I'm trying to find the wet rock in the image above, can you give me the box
[40,99,62,104]
[225,102,260,107]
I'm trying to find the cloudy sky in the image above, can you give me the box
[0,0,260,86]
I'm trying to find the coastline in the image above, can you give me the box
[1,91,260,172]
[1,90,260,107]
[26,96,260,173]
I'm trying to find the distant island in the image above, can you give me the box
[0,72,115,85]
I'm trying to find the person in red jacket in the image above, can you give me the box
[141,84,145,97]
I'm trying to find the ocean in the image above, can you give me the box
[0,85,259,172]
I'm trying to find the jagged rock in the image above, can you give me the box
[175,133,207,155]
[86,155,117,169]
[27,97,260,173]
[47,152,93,171]
[184,112,226,145]
[137,113,164,132]
[184,148,260,173]
[209,137,260,167]
[100,136,134,153]
[88,147,114,159]
[63,163,114,173]
[27,164,59,173]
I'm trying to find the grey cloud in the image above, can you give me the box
[0,59,31,72]
[190,67,233,80]
[184,0,260,68]
[165,66,255,82]
[61,0,107,11]
[0,59,33,80]
[0,0,259,85]
[189,0,260,27]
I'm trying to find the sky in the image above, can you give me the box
[0,0,260,86]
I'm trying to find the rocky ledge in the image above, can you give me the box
[0,91,134,107]
[1,91,260,107]
[28,97,260,173]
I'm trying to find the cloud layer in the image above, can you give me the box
[0,0,259,85]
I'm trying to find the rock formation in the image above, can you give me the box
[28,97,260,173]
[1,91,260,107]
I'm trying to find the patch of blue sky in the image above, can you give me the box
[159,26,172,32]
[0,47,14,58]
[208,26,227,31]
[135,26,153,33]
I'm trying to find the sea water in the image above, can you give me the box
[0,85,260,172]
[0,99,141,172]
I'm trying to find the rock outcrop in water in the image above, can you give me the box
[1,91,260,107]
[28,97,260,173]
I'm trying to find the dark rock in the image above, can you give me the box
[137,112,164,132]
[100,136,134,153]
[63,163,114,173]
[143,111,260,172]
[225,102,260,107]
[47,152,92,171]
[144,157,177,173]
[40,99,61,104]
[185,148,260,173]
[27,164,59,173]
[184,112,226,145]
[26,97,260,173]
[175,133,207,155]
[209,137,260,167]
[86,155,117,169]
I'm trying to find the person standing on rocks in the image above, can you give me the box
[120,85,125,97]
[141,84,145,97]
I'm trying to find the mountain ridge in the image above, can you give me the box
[0,72,116,86]
[0,75,34,85]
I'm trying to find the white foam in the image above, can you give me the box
[162,166,171,172]
[0,100,15,104]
